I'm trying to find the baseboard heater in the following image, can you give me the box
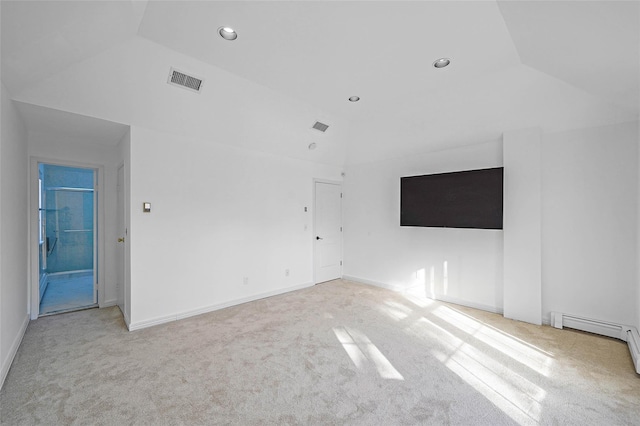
[551,312,640,375]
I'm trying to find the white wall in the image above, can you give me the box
[343,120,639,328]
[637,114,640,333]
[542,121,638,326]
[9,28,638,331]
[116,129,131,326]
[14,36,350,168]
[7,35,351,329]
[127,126,342,328]
[503,128,542,325]
[28,132,120,306]
[1,82,29,388]
[343,140,505,313]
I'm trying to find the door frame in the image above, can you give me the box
[29,157,105,319]
[312,178,343,284]
[115,161,127,316]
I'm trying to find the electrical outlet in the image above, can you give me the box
[243,277,249,285]
[285,269,290,277]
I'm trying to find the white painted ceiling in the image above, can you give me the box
[498,1,639,113]
[2,1,639,164]
[137,1,522,121]
[14,102,129,147]
[1,0,147,96]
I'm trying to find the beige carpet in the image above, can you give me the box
[1,279,639,425]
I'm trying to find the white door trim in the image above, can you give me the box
[116,161,126,315]
[29,157,105,319]
[312,178,343,284]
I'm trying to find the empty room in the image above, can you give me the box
[1,1,640,424]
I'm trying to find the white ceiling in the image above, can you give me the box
[1,1,639,163]
[1,0,147,96]
[14,102,129,147]
[498,1,640,112]
[137,1,522,121]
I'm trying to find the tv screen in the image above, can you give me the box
[400,167,503,229]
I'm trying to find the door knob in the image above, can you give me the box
[118,237,125,243]
[316,236,323,240]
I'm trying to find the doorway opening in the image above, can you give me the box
[38,163,98,316]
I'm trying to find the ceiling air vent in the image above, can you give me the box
[312,121,329,132]
[167,68,203,93]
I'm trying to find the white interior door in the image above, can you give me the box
[314,181,342,284]
[116,164,125,311]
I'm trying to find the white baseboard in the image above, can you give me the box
[121,309,131,331]
[551,312,640,375]
[343,275,403,292]
[174,282,312,320]
[101,299,117,308]
[128,313,176,331]
[626,327,640,375]
[128,282,314,331]
[343,275,504,315]
[1,314,30,390]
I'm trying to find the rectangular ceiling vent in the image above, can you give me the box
[167,68,203,93]
[312,121,329,132]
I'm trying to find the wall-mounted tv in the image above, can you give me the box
[400,167,503,229]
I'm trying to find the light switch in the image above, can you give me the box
[143,202,151,213]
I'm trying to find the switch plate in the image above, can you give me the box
[143,202,151,213]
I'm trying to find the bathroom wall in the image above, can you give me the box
[42,165,94,273]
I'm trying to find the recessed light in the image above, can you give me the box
[218,27,238,41]
[433,58,450,68]
[308,143,317,150]
[349,96,360,102]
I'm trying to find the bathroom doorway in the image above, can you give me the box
[38,163,97,316]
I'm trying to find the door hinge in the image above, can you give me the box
[340,193,343,198]
[340,227,342,232]
[340,260,343,266]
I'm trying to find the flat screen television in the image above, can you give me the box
[400,167,503,229]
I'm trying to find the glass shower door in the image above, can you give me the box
[46,188,94,275]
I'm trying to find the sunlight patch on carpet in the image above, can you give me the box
[433,305,555,376]
[378,300,412,321]
[419,317,546,424]
[333,326,404,380]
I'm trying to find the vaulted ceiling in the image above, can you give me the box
[2,1,639,165]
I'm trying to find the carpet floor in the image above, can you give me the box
[1,279,639,425]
